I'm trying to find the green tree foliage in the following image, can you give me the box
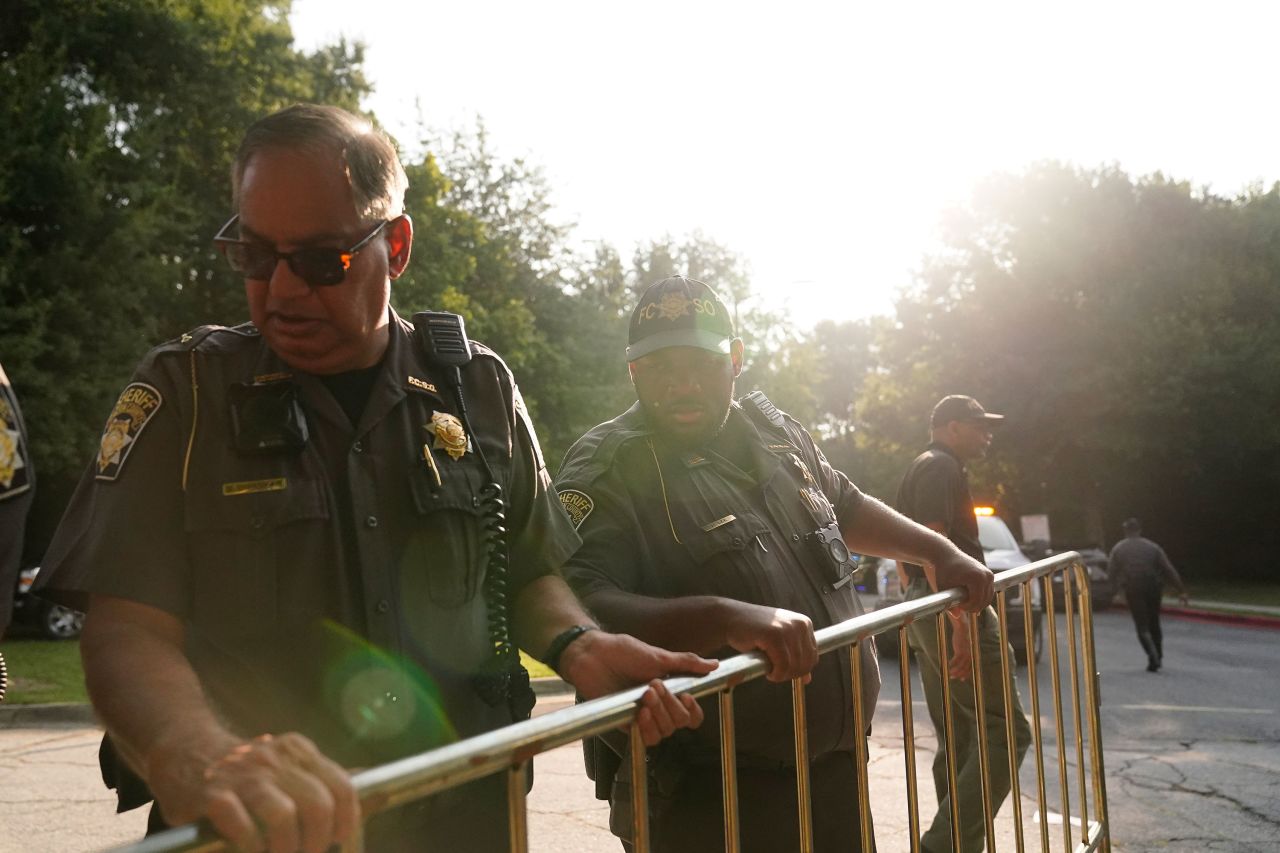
[861,163,1280,578]
[0,0,367,555]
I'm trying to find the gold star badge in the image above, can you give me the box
[429,411,469,460]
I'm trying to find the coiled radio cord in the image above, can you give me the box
[447,372,535,722]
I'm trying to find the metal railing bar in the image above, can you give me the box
[898,625,922,853]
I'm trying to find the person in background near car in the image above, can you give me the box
[0,360,35,641]
[894,394,1031,853]
[557,278,996,852]
[1109,517,1188,672]
[32,104,712,853]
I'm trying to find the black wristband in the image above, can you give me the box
[543,625,596,675]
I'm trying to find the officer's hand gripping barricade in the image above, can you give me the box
[414,311,536,723]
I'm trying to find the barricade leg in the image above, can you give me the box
[852,642,874,852]
[936,614,964,852]
[898,626,922,853]
[719,690,741,853]
[629,723,651,853]
[792,678,814,853]
[1076,568,1113,852]
[1022,582,1051,851]
[967,613,997,851]
[1064,564,1090,837]
[996,592,1026,852]
[1044,574,1073,850]
[507,761,528,853]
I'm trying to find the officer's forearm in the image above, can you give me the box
[841,497,963,588]
[575,587,743,656]
[511,574,600,662]
[80,595,241,781]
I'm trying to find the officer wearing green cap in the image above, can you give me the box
[557,275,995,852]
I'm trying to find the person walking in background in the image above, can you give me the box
[1110,517,1188,672]
[0,360,35,641]
[895,394,1031,853]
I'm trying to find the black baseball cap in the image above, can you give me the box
[931,394,1005,427]
[626,276,737,362]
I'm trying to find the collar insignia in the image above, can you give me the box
[790,454,818,487]
[408,376,438,394]
[429,411,469,460]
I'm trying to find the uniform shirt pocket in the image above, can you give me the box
[679,511,776,602]
[184,478,329,637]
[406,458,492,607]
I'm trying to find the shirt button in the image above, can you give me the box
[792,534,801,542]
[732,536,743,547]
[365,515,379,528]
[352,440,364,454]
[376,599,390,613]
[251,516,265,531]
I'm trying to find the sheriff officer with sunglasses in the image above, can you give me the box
[35,104,712,853]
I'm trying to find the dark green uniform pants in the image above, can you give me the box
[614,750,874,852]
[905,578,1032,853]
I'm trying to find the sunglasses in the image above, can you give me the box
[213,215,391,287]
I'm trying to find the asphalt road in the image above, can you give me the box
[1,607,1276,851]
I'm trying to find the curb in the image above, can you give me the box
[532,676,573,697]
[0,702,97,728]
[1162,606,1280,630]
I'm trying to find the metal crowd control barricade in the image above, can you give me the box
[112,553,1109,853]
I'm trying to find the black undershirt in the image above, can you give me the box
[317,361,384,630]
[318,362,383,427]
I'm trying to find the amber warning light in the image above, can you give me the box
[973,506,996,516]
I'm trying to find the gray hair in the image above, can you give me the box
[232,103,408,222]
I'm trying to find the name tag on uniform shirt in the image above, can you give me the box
[222,477,288,496]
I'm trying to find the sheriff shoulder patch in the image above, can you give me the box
[0,387,31,500]
[96,382,163,482]
[558,488,594,530]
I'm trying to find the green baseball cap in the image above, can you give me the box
[626,276,736,362]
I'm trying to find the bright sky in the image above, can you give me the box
[291,1,1280,328]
